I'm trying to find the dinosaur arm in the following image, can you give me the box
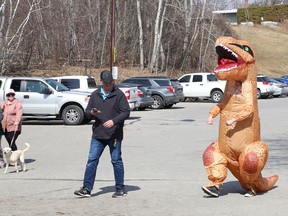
[209,102,225,118]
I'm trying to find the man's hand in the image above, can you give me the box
[90,109,101,116]
[103,120,114,128]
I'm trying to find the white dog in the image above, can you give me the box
[3,143,30,174]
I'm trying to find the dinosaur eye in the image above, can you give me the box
[229,43,254,57]
[243,45,254,57]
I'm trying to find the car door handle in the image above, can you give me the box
[185,84,189,86]
[24,95,29,99]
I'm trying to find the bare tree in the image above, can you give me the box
[136,0,144,69]
[0,0,42,75]
[150,0,167,72]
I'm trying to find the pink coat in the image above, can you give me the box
[2,99,23,132]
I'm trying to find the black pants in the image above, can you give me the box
[5,131,21,151]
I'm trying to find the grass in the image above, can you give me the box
[232,24,288,78]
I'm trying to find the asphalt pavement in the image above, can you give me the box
[0,97,287,216]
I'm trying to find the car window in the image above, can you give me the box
[25,80,45,93]
[61,79,80,89]
[179,75,190,83]
[257,77,263,82]
[10,80,21,91]
[192,75,202,82]
[207,74,218,81]
[137,79,151,86]
[87,77,97,88]
[45,79,69,91]
[154,79,171,86]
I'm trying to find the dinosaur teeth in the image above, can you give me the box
[219,44,238,59]
[216,44,238,61]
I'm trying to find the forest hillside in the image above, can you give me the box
[30,23,288,82]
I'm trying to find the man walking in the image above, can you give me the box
[74,70,130,198]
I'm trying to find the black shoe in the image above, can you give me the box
[112,188,127,198]
[244,189,255,197]
[74,187,91,198]
[201,186,219,197]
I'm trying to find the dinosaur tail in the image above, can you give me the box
[255,175,279,192]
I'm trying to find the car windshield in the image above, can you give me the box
[45,79,70,91]
[207,74,218,81]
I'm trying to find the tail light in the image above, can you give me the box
[137,89,144,97]
[125,90,130,100]
[262,81,269,85]
[167,87,175,93]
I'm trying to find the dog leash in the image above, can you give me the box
[9,125,18,149]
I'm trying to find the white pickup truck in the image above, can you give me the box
[178,72,226,103]
[52,75,139,109]
[0,77,91,125]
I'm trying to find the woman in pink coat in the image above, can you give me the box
[1,89,23,151]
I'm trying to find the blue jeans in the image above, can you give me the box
[83,137,124,192]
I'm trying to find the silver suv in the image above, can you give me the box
[121,77,184,109]
[257,75,274,99]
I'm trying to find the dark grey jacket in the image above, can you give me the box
[85,86,130,140]
[0,109,4,136]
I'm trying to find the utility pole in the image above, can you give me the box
[110,0,118,79]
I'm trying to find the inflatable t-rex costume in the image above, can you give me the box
[201,36,278,197]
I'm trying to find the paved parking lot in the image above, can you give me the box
[1,98,287,215]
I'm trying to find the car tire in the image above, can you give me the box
[138,107,147,111]
[163,104,173,109]
[62,105,84,125]
[257,89,261,99]
[151,95,164,109]
[82,117,92,124]
[211,90,223,103]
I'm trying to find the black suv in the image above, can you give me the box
[122,77,184,109]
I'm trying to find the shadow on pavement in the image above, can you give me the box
[220,180,278,197]
[91,185,141,197]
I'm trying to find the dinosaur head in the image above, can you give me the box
[214,36,256,81]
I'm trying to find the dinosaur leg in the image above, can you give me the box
[202,141,228,187]
[238,141,279,195]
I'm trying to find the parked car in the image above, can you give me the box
[178,72,226,103]
[121,77,184,109]
[0,77,91,125]
[53,75,139,110]
[280,74,288,80]
[137,85,154,111]
[115,83,153,111]
[256,75,274,99]
[271,79,288,97]
[273,77,288,85]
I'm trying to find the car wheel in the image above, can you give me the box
[163,104,173,109]
[211,90,223,103]
[62,105,84,125]
[151,95,164,109]
[138,107,147,111]
[257,89,261,99]
[82,117,92,124]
